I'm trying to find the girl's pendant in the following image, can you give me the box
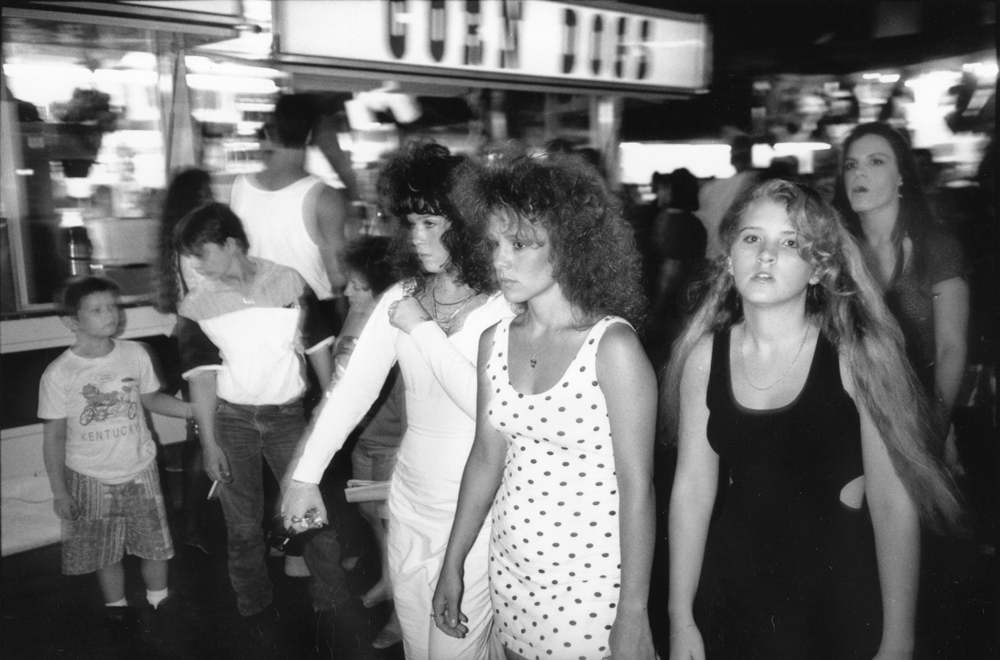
[529,356,537,368]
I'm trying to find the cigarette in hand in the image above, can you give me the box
[207,481,219,500]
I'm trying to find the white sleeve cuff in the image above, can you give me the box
[305,335,335,355]
[181,365,223,381]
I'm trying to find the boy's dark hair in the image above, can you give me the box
[175,202,249,255]
[270,93,320,148]
[55,275,120,317]
[342,235,397,296]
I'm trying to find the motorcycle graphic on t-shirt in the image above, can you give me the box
[79,378,138,425]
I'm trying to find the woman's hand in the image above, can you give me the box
[668,622,705,660]
[388,296,433,334]
[431,564,469,638]
[607,608,657,659]
[281,481,328,533]
[53,496,78,520]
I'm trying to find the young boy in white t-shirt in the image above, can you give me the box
[39,276,192,621]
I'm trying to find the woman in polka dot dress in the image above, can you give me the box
[432,148,658,660]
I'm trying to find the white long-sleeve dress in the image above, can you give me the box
[293,282,513,660]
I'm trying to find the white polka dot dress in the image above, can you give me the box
[486,316,626,660]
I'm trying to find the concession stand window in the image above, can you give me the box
[1,1,247,315]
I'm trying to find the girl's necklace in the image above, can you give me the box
[526,331,539,368]
[430,286,478,334]
[432,283,478,307]
[740,323,810,391]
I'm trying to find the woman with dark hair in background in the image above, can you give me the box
[283,141,513,660]
[155,168,213,314]
[153,167,214,551]
[650,168,708,363]
[335,235,407,649]
[432,148,657,659]
[666,179,962,659]
[833,122,970,472]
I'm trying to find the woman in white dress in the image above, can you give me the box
[283,141,512,660]
[432,148,658,660]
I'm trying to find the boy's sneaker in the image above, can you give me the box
[98,606,153,656]
[101,606,143,646]
[105,605,142,629]
[142,596,188,638]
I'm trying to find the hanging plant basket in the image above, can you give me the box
[48,88,120,178]
[46,123,102,177]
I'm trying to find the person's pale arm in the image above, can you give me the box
[140,391,192,419]
[307,345,334,392]
[314,185,349,291]
[313,112,359,201]
[187,370,230,484]
[843,357,920,658]
[290,287,401,485]
[931,276,969,430]
[668,337,718,660]
[597,323,658,660]
[42,418,76,520]
[432,324,508,638]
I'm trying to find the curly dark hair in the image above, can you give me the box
[453,144,646,326]
[376,140,495,294]
[341,235,397,296]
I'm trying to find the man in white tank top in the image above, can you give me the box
[231,94,349,329]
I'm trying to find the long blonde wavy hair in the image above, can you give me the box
[662,179,963,534]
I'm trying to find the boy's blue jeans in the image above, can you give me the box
[215,399,350,617]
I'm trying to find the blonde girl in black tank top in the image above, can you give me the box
[664,180,962,659]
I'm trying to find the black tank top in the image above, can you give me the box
[698,327,881,658]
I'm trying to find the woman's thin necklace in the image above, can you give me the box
[527,330,539,368]
[432,288,477,307]
[431,284,478,333]
[740,323,810,391]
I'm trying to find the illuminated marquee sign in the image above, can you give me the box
[276,0,709,93]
